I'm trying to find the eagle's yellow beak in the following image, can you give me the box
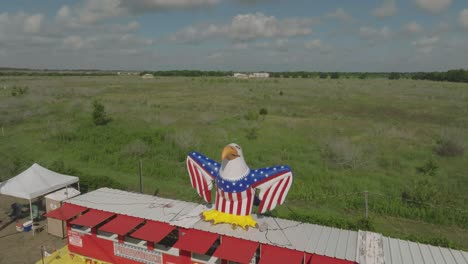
[221,145,239,160]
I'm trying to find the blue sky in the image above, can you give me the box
[0,0,467,71]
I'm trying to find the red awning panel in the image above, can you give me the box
[44,203,87,221]
[307,254,356,264]
[99,214,143,236]
[130,220,175,243]
[259,244,304,264]
[69,209,115,228]
[173,229,218,255]
[214,236,259,263]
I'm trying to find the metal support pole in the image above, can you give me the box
[41,245,45,264]
[364,191,369,219]
[139,160,143,193]
[29,199,34,236]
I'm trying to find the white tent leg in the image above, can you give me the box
[77,182,80,192]
[29,199,34,236]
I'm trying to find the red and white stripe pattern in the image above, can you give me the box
[254,172,293,214]
[186,156,215,203]
[215,188,254,216]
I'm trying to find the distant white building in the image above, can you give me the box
[141,73,154,79]
[233,73,248,79]
[249,72,270,78]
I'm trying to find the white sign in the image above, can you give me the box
[68,230,83,247]
[114,242,162,264]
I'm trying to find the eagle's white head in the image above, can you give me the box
[219,143,250,181]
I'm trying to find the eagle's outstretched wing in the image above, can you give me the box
[186,151,221,203]
[251,166,293,214]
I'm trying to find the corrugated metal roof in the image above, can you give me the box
[382,237,468,264]
[66,188,468,264]
[67,188,203,225]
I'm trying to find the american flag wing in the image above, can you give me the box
[186,152,221,203]
[251,166,293,214]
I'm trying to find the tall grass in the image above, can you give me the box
[1,76,467,248]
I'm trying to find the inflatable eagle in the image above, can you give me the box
[186,143,293,228]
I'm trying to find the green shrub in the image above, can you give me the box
[416,158,438,176]
[10,86,29,96]
[92,100,111,126]
[402,178,439,207]
[244,111,259,121]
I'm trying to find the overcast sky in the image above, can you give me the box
[1,0,467,71]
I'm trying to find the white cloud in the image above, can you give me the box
[231,43,249,49]
[77,0,125,24]
[412,36,439,54]
[57,5,71,20]
[359,26,392,40]
[120,0,219,12]
[63,35,85,50]
[23,14,44,33]
[304,39,331,54]
[414,0,451,13]
[327,8,353,22]
[171,12,315,43]
[207,52,223,59]
[403,21,423,34]
[229,13,313,40]
[0,12,45,35]
[433,21,451,33]
[57,0,219,26]
[305,39,322,49]
[372,0,397,18]
[460,9,468,31]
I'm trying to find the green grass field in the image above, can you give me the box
[1,76,467,249]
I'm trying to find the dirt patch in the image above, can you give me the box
[0,195,66,264]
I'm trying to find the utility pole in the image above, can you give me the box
[139,160,143,193]
[364,191,369,219]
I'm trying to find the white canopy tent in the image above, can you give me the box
[0,163,79,234]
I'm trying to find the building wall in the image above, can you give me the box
[67,227,181,264]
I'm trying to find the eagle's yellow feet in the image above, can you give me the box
[202,209,257,229]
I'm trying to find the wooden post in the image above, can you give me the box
[364,191,369,219]
[139,160,143,193]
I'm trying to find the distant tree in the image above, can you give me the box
[259,108,268,116]
[359,73,367,79]
[92,100,111,126]
[319,72,328,79]
[388,72,401,80]
[330,72,340,79]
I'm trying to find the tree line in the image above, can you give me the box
[411,69,468,83]
[1,69,467,83]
